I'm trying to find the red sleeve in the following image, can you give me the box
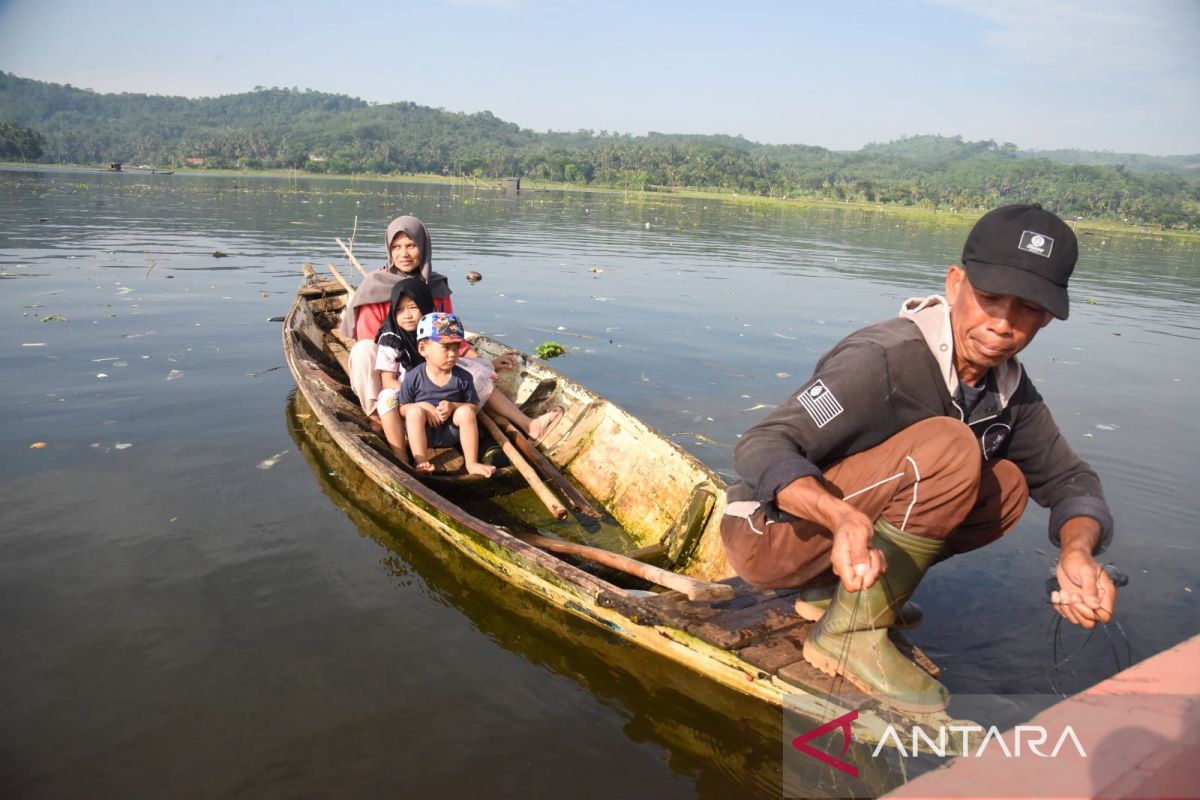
[433,296,454,314]
[354,302,389,341]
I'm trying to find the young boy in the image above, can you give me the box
[399,313,496,478]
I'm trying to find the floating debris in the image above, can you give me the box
[534,341,567,359]
[29,442,46,449]
[166,369,184,381]
[96,373,109,379]
[775,372,791,379]
[246,366,282,378]
[256,450,289,470]
[116,287,135,295]
[22,343,47,347]
[212,250,229,258]
[1095,423,1120,431]
[742,403,772,412]
[114,443,132,450]
[41,314,67,323]
[466,271,482,284]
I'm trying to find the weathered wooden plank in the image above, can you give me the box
[637,577,797,632]
[684,593,805,650]
[736,625,810,674]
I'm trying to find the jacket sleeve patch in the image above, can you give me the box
[796,380,844,428]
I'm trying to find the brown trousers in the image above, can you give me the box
[720,417,1029,589]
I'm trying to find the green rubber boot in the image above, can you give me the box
[794,585,924,629]
[802,519,949,713]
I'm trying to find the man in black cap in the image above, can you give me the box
[720,204,1116,713]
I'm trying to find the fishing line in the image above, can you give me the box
[947,609,1133,691]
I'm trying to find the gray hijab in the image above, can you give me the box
[338,215,449,337]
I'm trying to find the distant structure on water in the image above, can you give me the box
[502,177,520,193]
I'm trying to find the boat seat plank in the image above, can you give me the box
[735,625,810,674]
[682,593,806,650]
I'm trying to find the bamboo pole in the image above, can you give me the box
[325,262,355,294]
[478,413,568,520]
[515,532,735,602]
[487,412,601,519]
[336,237,368,277]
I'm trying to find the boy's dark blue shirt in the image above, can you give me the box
[399,364,479,408]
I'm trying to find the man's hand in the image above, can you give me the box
[829,506,886,591]
[1052,517,1116,628]
[776,477,886,592]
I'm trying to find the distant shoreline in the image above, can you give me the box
[6,161,1197,241]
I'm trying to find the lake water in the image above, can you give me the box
[2,168,1198,798]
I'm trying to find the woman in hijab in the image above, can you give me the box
[344,215,453,416]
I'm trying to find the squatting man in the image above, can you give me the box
[721,204,1117,712]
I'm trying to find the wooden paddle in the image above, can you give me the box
[478,412,569,520]
[515,531,735,602]
[487,412,602,519]
[335,237,369,277]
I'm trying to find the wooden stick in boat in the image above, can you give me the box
[335,237,369,277]
[478,412,569,520]
[487,412,601,519]
[326,262,356,294]
[516,532,735,602]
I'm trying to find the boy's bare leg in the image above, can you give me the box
[379,408,410,464]
[453,405,495,478]
[405,407,434,473]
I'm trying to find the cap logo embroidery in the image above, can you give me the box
[1018,230,1054,258]
[797,380,843,428]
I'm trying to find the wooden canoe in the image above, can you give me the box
[282,266,949,747]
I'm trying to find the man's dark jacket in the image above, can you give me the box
[727,295,1113,551]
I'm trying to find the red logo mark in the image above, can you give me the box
[791,709,859,778]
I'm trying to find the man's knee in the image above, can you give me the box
[986,458,1029,528]
[902,417,982,485]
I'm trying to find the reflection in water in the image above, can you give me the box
[284,391,790,798]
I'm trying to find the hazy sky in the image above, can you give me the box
[1,0,1197,154]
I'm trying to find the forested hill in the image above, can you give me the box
[2,72,1197,229]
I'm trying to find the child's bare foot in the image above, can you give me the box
[413,458,435,474]
[390,447,411,466]
[466,462,496,478]
[529,406,564,445]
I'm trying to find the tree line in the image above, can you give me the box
[2,72,1197,229]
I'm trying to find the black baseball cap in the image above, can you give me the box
[961,204,1078,320]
